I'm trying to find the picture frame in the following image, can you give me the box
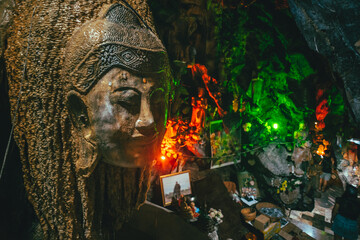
[160,170,192,206]
[237,171,259,199]
[210,120,240,168]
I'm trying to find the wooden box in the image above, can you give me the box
[254,214,270,231]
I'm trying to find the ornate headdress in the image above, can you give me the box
[63,2,170,94]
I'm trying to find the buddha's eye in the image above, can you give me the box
[110,88,140,113]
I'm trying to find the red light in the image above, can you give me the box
[188,64,226,117]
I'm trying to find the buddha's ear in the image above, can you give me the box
[66,90,98,177]
[66,90,90,132]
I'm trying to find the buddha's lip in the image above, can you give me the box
[131,134,157,145]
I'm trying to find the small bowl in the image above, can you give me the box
[241,207,256,221]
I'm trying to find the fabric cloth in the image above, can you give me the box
[320,172,331,181]
[336,197,360,220]
[322,156,332,173]
[331,214,358,240]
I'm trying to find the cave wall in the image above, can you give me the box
[0,0,359,238]
[288,0,360,124]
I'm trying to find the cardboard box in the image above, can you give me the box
[278,228,315,240]
[278,230,293,240]
[254,214,270,231]
[282,222,302,235]
[279,222,306,240]
[263,222,281,240]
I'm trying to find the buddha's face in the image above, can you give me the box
[85,67,168,167]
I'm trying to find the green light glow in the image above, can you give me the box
[212,2,313,151]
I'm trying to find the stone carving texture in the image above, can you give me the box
[5,1,168,239]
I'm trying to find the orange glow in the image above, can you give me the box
[188,64,226,117]
[315,88,329,131]
[160,117,202,168]
[160,64,220,168]
[316,144,325,156]
[315,99,329,130]
[316,140,329,156]
[316,89,324,102]
[160,156,166,161]
[190,88,207,131]
[160,120,191,162]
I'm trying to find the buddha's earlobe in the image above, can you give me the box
[66,90,98,177]
[77,137,98,177]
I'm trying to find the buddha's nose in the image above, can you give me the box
[135,98,156,136]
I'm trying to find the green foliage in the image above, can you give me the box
[213,3,248,94]
[210,1,315,152]
[328,86,345,116]
[288,54,316,82]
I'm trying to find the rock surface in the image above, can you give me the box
[257,144,292,176]
[288,0,360,123]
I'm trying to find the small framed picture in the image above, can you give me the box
[238,171,259,199]
[160,170,192,206]
[210,120,240,168]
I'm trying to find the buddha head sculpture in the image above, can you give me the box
[63,3,170,175]
[62,3,170,237]
[5,1,170,239]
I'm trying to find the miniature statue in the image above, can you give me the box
[178,195,195,220]
[190,87,207,131]
[190,201,200,218]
